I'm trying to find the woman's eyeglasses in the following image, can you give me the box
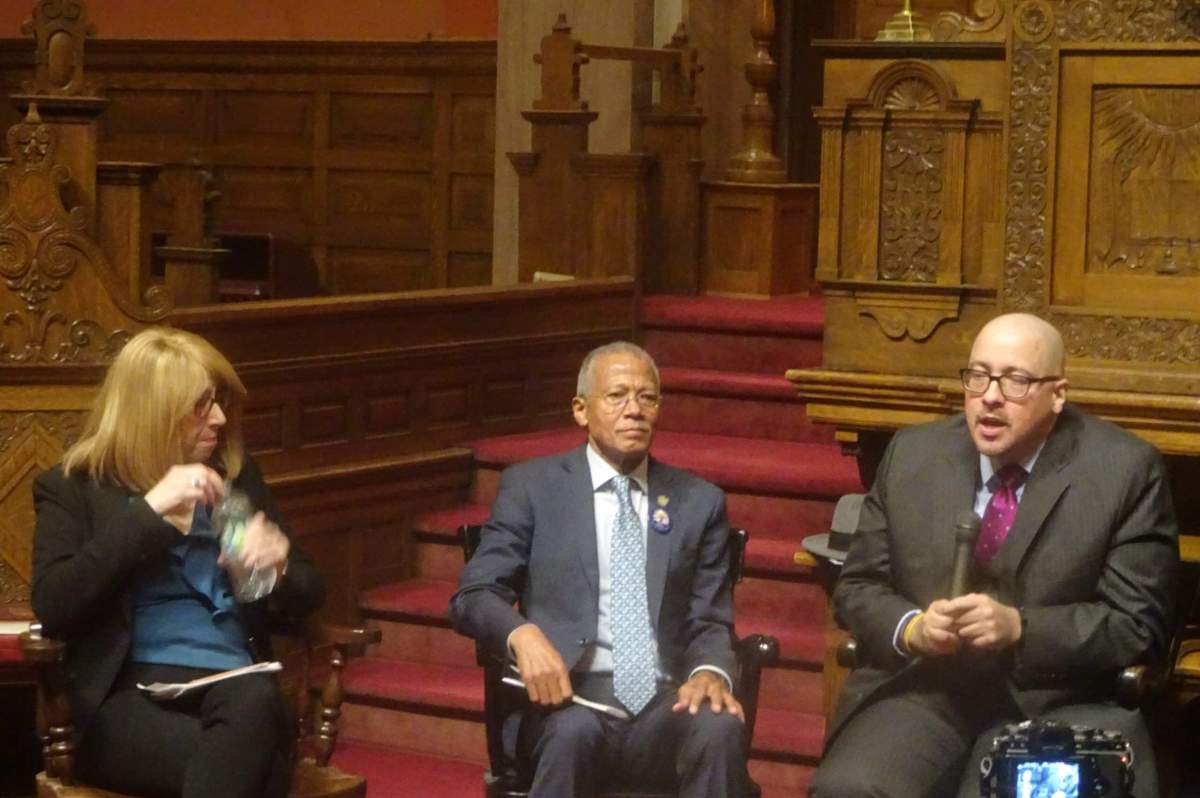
[192,387,228,417]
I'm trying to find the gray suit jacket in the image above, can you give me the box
[449,444,737,683]
[830,404,1177,738]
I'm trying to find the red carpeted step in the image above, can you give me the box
[645,326,824,377]
[661,368,799,400]
[656,367,835,444]
[471,429,860,501]
[725,493,841,550]
[414,504,492,540]
[752,706,826,763]
[744,534,817,578]
[470,426,585,466]
[344,656,483,716]
[736,575,825,621]
[360,578,455,625]
[652,433,860,500]
[641,295,824,336]
[331,741,485,798]
[641,295,825,376]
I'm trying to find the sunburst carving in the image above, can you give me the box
[883,78,942,111]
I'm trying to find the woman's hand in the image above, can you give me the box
[144,464,224,534]
[234,512,290,573]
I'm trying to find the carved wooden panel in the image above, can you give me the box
[0,111,169,363]
[169,279,635,473]
[0,411,85,617]
[1053,55,1200,322]
[328,170,430,248]
[100,89,203,143]
[880,126,944,282]
[1001,0,1200,388]
[815,56,1005,346]
[0,40,497,294]
[215,92,313,147]
[794,1,1200,458]
[214,167,313,238]
[325,248,430,294]
[364,391,412,440]
[452,93,496,154]
[447,252,492,288]
[330,92,434,151]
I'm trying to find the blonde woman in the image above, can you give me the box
[32,327,324,798]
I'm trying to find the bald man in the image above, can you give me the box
[811,314,1177,798]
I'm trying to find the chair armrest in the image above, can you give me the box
[19,624,66,663]
[305,622,380,767]
[1114,664,1163,710]
[836,637,859,669]
[309,621,382,655]
[19,624,77,784]
[735,633,779,741]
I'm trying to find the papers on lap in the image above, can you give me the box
[137,660,282,700]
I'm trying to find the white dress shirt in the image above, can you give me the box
[578,445,731,689]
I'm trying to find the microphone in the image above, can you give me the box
[949,511,982,598]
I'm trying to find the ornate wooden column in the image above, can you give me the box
[701,0,817,297]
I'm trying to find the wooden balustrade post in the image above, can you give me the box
[510,16,598,281]
[640,23,706,294]
[96,162,161,306]
[701,0,816,297]
[156,162,229,306]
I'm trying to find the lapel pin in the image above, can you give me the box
[650,506,672,534]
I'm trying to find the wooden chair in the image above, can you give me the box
[19,619,381,798]
[458,524,780,798]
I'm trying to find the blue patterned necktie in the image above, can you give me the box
[609,474,657,715]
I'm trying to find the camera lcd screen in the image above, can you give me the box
[1015,761,1080,798]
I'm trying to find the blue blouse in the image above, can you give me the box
[128,504,252,671]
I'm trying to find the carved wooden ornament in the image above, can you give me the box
[1005,0,1200,363]
[21,0,97,98]
[0,106,169,363]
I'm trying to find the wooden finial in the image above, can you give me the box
[22,0,97,97]
[723,0,785,183]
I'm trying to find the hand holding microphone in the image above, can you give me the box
[935,510,1022,653]
[906,511,1024,657]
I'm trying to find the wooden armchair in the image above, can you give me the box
[19,620,381,798]
[458,524,780,798]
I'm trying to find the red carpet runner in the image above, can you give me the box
[334,294,863,797]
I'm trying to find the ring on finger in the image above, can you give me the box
[191,477,202,489]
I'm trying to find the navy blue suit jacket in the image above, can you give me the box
[450,444,737,684]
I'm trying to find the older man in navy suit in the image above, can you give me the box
[450,341,749,798]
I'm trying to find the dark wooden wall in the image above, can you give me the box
[0,39,497,294]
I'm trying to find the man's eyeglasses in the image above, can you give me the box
[599,390,661,411]
[192,386,229,418]
[960,368,1060,400]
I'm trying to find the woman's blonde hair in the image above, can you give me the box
[63,327,246,490]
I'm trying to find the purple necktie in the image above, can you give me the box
[974,464,1027,564]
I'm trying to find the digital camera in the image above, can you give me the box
[979,719,1132,798]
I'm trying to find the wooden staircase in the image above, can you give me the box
[331,294,863,797]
